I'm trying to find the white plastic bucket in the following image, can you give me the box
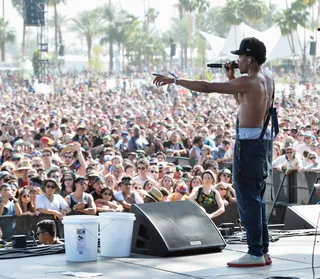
[62,215,100,262]
[99,212,136,257]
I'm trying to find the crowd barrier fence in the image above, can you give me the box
[0,171,319,240]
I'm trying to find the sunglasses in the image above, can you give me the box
[222,174,231,178]
[310,157,317,160]
[30,182,41,187]
[286,152,293,154]
[166,171,173,174]
[103,192,112,196]
[32,164,41,168]
[150,171,158,174]
[12,158,21,161]
[51,175,60,179]
[22,195,30,198]
[134,186,142,190]
[42,154,51,157]
[46,184,57,189]
[137,167,146,170]
[219,188,228,191]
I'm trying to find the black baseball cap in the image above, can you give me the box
[231,37,266,65]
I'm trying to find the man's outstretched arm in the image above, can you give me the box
[153,74,252,95]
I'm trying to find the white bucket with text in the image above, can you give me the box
[62,215,100,262]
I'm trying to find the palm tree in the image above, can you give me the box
[47,0,67,61]
[48,13,68,52]
[0,18,15,61]
[69,9,103,66]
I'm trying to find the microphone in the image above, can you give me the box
[207,61,239,69]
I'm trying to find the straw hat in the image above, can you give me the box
[145,187,163,202]
[13,160,32,177]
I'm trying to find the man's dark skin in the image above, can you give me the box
[153,55,273,129]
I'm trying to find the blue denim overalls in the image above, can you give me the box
[232,84,278,257]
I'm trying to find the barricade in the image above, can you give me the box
[0,215,64,241]
[1,172,319,240]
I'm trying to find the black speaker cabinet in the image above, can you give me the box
[130,200,226,257]
[284,205,320,230]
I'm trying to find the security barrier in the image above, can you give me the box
[1,171,319,240]
[0,215,64,241]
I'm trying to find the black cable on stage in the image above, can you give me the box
[0,244,65,259]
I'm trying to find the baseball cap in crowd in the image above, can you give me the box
[176,184,187,194]
[176,165,183,172]
[149,158,158,165]
[41,137,53,145]
[31,150,42,157]
[304,131,313,137]
[92,176,104,184]
[166,149,174,154]
[121,131,129,136]
[231,37,267,65]
[121,176,133,185]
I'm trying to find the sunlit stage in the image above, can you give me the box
[1,232,320,279]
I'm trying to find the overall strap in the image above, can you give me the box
[259,80,279,140]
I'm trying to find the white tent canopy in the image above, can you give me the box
[199,31,226,60]
[200,23,319,62]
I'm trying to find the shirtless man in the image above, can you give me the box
[153,37,276,267]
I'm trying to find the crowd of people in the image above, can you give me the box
[0,70,319,240]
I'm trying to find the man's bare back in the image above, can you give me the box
[237,71,273,128]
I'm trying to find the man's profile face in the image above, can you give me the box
[238,55,248,74]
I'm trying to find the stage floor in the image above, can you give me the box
[1,231,320,279]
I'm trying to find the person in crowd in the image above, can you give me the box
[14,160,32,188]
[127,126,149,152]
[60,171,76,197]
[90,176,106,201]
[15,188,36,216]
[217,168,233,184]
[189,176,202,194]
[36,220,64,245]
[159,174,175,193]
[299,152,320,172]
[189,136,204,161]
[0,183,19,216]
[143,187,163,203]
[36,178,71,220]
[215,182,237,206]
[110,164,124,183]
[212,139,233,164]
[95,187,123,212]
[168,181,190,201]
[163,131,187,156]
[198,144,212,166]
[190,170,225,218]
[132,158,152,185]
[159,187,170,201]
[296,131,314,156]
[149,165,159,181]
[114,176,144,211]
[278,145,302,174]
[65,176,96,215]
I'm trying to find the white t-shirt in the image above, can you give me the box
[272,154,286,168]
[114,191,144,204]
[132,175,151,186]
[36,194,69,211]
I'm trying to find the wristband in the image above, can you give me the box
[168,72,178,85]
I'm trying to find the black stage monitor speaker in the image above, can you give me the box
[130,200,226,257]
[284,205,320,230]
